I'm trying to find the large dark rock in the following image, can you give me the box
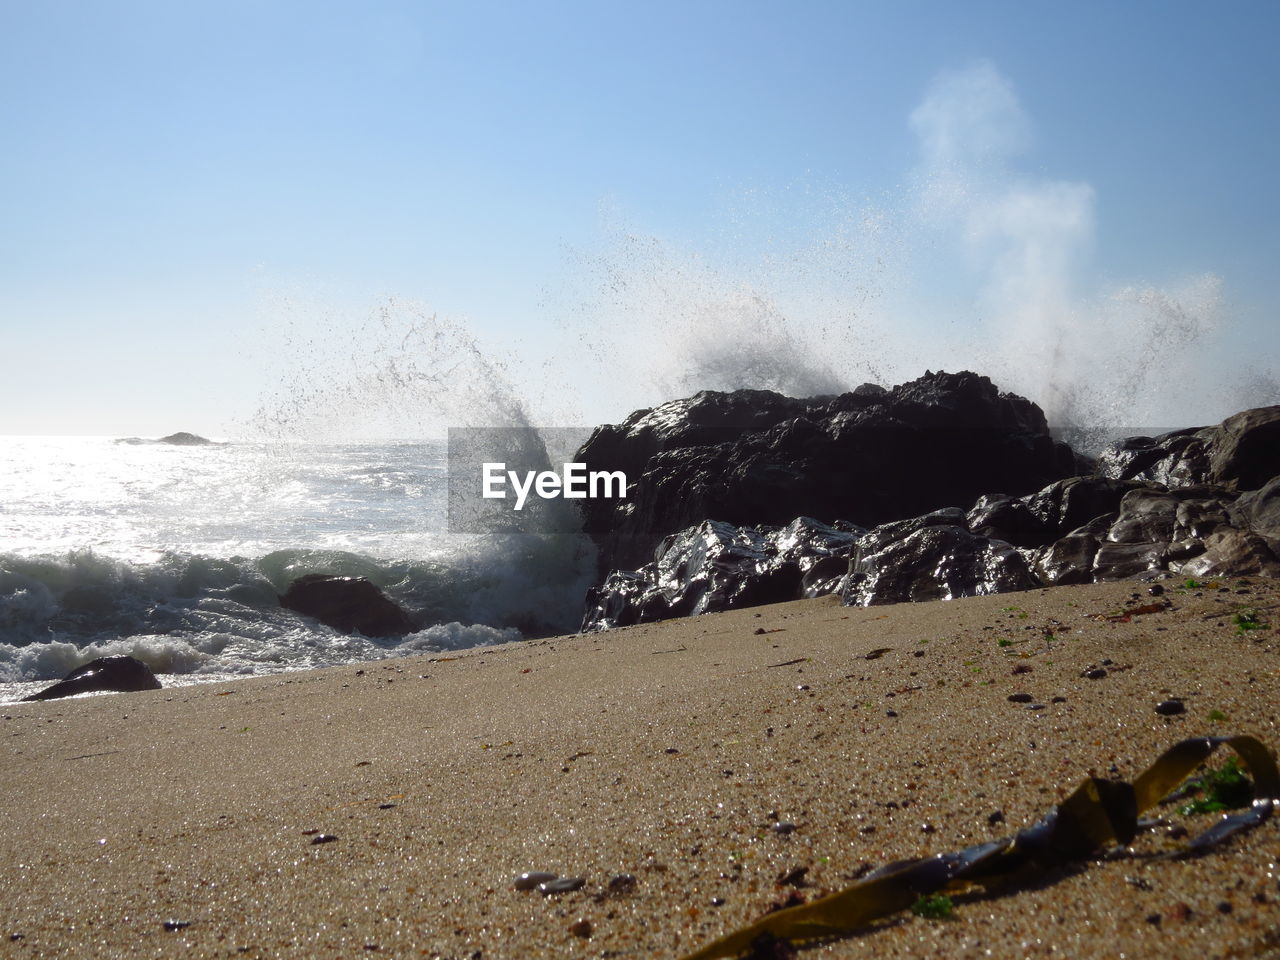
[842,521,1038,606]
[579,397,1280,629]
[575,371,1082,574]
[1096,405,1280,490]
[580,517,860,631]
[21,656,161,702]
[280,575,415,637]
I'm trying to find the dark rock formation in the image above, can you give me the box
[21,655,161,702]
[581,518,859,630]
[580,399,1280,629]
[1096,406,1280,490]
[279,575,415,637]
[574,371,1083,575]
[843,518,1038,606]
[158,432,214,445]
[115,432,217,446]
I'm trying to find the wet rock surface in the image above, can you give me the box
[279,575,415,637]
[580,391,1280,630]
[21,655,162,702]
[581,517,859,630]
[574,370,1081,575]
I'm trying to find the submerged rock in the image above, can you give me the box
[279,575,415,637]
[158,432,215,445]
[21,655,161,701]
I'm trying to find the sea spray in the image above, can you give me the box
[549,61,1261,441]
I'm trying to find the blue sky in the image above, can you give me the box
[3,0,1278,436]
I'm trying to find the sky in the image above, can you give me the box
[2,0,1278,437]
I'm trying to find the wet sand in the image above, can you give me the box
[3,577,1279,959]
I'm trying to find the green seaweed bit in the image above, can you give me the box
[1179,757,1254,816]
[1208,709,1228,723]
[1233,610,1268,633]
[1184,578,1204,589]
[911,894,954,920]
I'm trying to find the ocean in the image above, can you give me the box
[0,435,598,701]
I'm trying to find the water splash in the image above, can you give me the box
[250,63,1270,441]
[248,298,536,441]
[549,60,1258,438]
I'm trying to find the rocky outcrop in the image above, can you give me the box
[158,432,215,445]
[580,401,1280,630]
[574,371,1082,575]
[842,511,1039,606]
[581,518,859,630]
[280,575,415,637]
[115,432,217,446]
[21,656,162,701]
[1096,407,1280,490]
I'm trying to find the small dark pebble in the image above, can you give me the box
[539,877,586,895]
[772,821,797,836]
[1027,704,1047,711]
[1167,824,1189,840]
[514,871,558,891]
[9,935,23,942]
[920,822,936,833]
[987,810,1005,825]
[163,921,191,932]
[776,866,809,887]
[1148,584,1165,596]
[1253,892,1268,905]
[1145,914,1161,926]
[1217,901,1233,914]
[1101,659,1113,666]
[664,747,679,754]
[1051,696,1067,703]
[1012,664,1033,675]
[607,873,638,894]
[569,918,593,938]
[1155,699,1186,716]
[1008,693,1034,703]
[712,897,726,907]
[748,930,798,959]
[1083,668,1107,680]
[886,710,898,717]
[310,834,338,845]
[754,627,767,635]
[378,803,396,809]
[913,650,925,658]
[767,893,807,914]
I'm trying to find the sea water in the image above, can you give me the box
[0,436,597,700]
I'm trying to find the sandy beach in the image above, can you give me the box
[3,577,1279,959]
